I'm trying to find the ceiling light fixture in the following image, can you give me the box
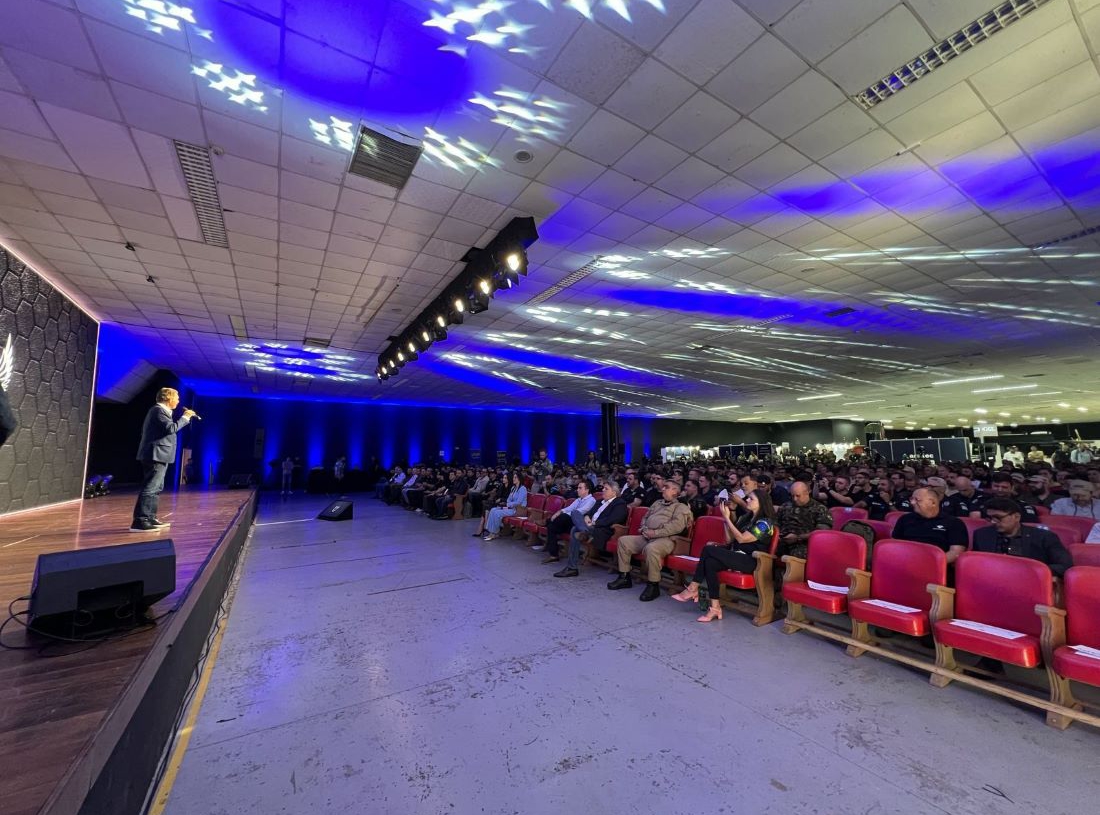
[795,393,842,401]
[931,374,1003,386]
[971,383,1038,393]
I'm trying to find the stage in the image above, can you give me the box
[0,488,257,815]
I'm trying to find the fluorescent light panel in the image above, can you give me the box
[795,393,842,401]
[931,374,1003,386]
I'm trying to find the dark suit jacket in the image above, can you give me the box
[590,497,629,550]
[971,524,1073,577]
[136,404,191,463]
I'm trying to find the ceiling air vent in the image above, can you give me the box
[1030,223,1100,250]
[348,125,422,190]
[525,258,602,306]
[303,336,331,348]
[174,141,228,248]
[854,0,1054,110]
[824,307,857,318]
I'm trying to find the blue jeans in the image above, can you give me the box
[133,460,167,524]
[566,511,596,568]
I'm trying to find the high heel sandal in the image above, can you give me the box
[671,585,699,603]
[697,604,723,623]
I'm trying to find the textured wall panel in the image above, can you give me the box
[0,248,98,514]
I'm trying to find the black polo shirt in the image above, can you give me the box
[892,512,968,553]
[943,491,981,517]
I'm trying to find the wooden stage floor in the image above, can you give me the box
[0,489,257,815]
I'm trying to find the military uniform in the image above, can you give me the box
[776,499,833,559]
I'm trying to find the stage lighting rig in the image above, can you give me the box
[375,216,538,382]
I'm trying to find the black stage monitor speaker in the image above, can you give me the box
[28,540,177,637]
[227,473,253,488]
[318,499,353,521]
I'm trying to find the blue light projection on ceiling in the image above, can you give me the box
[237,344,373,382]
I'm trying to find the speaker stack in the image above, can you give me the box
[317,499,353,521]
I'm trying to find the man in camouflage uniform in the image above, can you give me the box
[777,481,833,559]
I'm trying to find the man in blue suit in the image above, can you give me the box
[132,387,195,532]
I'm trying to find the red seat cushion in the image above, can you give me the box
[666,554,698,574]
[717,570,756,590]
[1052,646,1100,687]
[783,581,847,614]
[503,515,524,528]
[522,521,539,535]
[932,619,1042,667]
[848,598,928,636]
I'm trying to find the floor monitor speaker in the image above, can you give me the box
[318,499,353,521]
[227,473,253,488]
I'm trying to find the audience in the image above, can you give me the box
[537,480,595,562]
[479,472,527,540]
[893,488,968,565]
[971,498,1072,577]
[975,473,1039,522]
[554,481,629,578]
[608,481,692,602]
[776,481,833,559]
[671,489,777,622]
[1050,481,1100,519]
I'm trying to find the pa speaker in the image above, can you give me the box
[318,499,353,521]
[28,539,176,636]
[227,473,253,488]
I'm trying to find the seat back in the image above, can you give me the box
[830,506,868,526]
[885,510,907,526]
[690,516,728,557]
[864,519,895,542]
[959,516,990,546]
[953,552,1052,637]
[626,505,648,535]
[1044,516,1094,543]
[1035,504,1051,518]
[805,530,867,587]
[869,540,946,613]
[543,495,565,516]
[1069,544,1100,568]
[767,525,781,557]
[706,504,723,517]
[528,493,547,513]
[1064,566,1100,648]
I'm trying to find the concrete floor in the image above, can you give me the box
[163,495,1100,815]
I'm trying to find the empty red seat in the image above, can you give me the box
[717,526,782,626]
[781,530,867,633]
[1038,566,1100,728]
[830,506,868,526]
[930,552,1053,680]
[529,495,565,541]
[1041,517,1091,545]
[506,493,544,536]
[666,516,729,575]
[607,506,647,555]
[884,510,907,527]
[1069,544,1100,567]
[848,540,947,650]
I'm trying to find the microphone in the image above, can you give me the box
[185,408,202,420]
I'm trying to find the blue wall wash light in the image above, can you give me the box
[377,216,539,381]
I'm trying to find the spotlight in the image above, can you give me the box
[466,280,492,314]
[435,314,446,328]
[505,252,521,272]
[453,297,465,313]
[478,278,492,295]
[420,328,431,344]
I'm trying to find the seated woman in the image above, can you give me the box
[670,488,777,623]
[481,472,527,540]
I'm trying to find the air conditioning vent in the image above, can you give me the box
[824,307,857,318]
[525,258,602,306]
[854,0,1054,110]
[348,125,422,190]
[303,336,331,348]
[174,140,228,248]
[1030,223,1100,250]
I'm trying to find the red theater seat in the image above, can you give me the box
[717,526,782,626]
[607,506,647,556]
[929,552,1053,685]
[1069,544,1100,567]
[527,495,565,542]
[666,516,729,576]
[781,530,867,634]
[1035,505,1051,518]
[505,493,543,537]
[847,540,947,654]
[830,506,868,526]
[1038,566,1100,729]
[959,516,991,547]
[1042,517,1092,545]
[885,510,907,527]
[863,519,895,542]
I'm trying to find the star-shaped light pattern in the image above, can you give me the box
[468,87,569,141]
[310,116,357,151]
[192,61,267,111]
[420,127,501,172]
[121,0,212,38]
[423,0,665,57]
[237,344,372,382]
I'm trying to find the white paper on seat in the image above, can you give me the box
[948,619,1025,639]
[1069,644,1100,660]
[861,598,920,614]
[807,580,848,594]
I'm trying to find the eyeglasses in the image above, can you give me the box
[985,513,1014,521]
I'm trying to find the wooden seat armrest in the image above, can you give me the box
[846,567,871,599]
[927,583,955,622]
[780,554,806,584]
[752,550,776,564]
[670,534,691,556]
[1036,604,1068,663]
[1052,576,1064,609]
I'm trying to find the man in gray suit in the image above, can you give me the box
[132,387,195,532]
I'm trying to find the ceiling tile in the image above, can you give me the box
[819,5,933,94]
[705,33,808,114]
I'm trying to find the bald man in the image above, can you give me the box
[893,488,968,564]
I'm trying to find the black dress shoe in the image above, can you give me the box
[129,521,157,532]
[607,574,633,590]
[554,567,579,578]
[541,555,560,564]
[639,582,661,602]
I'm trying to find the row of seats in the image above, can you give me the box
[497,498,1100,730]
[782,530,1100,731]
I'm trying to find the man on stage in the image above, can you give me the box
[132,387,195,532]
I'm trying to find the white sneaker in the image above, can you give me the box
[531,544,545,551]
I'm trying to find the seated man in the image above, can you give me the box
[893,488,967,565]
[972,498,1072,577]
[554,481,629,577]
[619,469,644,507]
[776,481,833,559]
[430,470,469,519]
[973,473,1040,522]
[680,479,709,519]
[537,480,595,562]
[943,476,981,517]
[1050,480,1100,519]
[608,481,693,601]
[814,473,854,508]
